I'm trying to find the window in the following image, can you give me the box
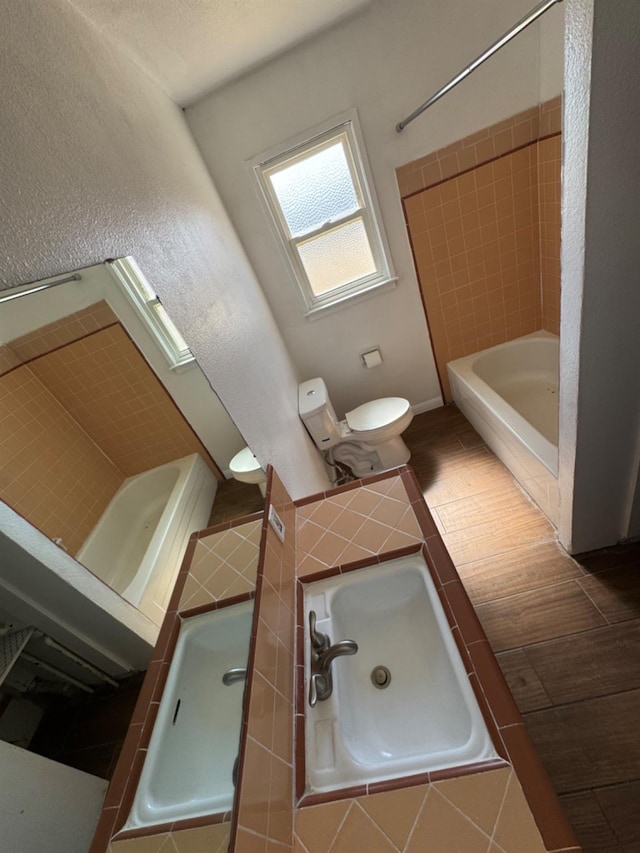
[253,113,395,315]
[107,257,194,370]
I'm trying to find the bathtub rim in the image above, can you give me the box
[301,551,499,797]
[76,453,217,622]
[76,453,198,593]
[447,331,559,477]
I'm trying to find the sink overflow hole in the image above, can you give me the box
[172,699,181,725]
[371,666,391,689]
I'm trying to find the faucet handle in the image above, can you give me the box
[309,610,330,654]
[309,673,319,708]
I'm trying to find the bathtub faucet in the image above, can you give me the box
[308,610,358,707]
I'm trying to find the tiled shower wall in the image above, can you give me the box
[29,325,215,477]
[538,134,561,333]
[0,363,125,554]
[398,98,562,401]
[0,313,218,555]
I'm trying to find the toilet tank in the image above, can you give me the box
[298,378,342,449]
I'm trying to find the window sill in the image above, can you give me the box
[303,277,398,322]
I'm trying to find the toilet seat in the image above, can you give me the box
[229,447,264,482]
[229,447,266,487]
[346,397,411,432]
[345,397,413,442]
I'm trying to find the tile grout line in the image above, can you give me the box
[430,783,495,848]
[402,786,431,851]
[575,576,613,626]
[488,769,514,848]
[352,800,403,853]
[326,801,355,853]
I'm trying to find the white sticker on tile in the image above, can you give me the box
[268,504,286,542]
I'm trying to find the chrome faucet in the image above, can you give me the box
[222,667,247,686]
[308,610,358,707]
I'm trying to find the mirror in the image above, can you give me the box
[0,259,264,838]
[0,259,264,624]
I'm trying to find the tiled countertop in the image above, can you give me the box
[90,467,581,853]
[90,513,263,852]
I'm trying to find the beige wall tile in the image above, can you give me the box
[357,785,428,850]
[29,324,218,478]
[295,478,419,569]
[329,803,398,853]
[0,363,124,553]
[234,828,267,852]
[236,471,294,850]
[170,822,230,853]
[434,767,511,836]
[180,519,261,608]
[109,833,170,852]
[406,788,490,852]
[7,301,118,366]
[401,101,561,399]
[295,800,350,853]
[492,773,547,852]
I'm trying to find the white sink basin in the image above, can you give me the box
[304,554,497,794]
[123,600,252,831]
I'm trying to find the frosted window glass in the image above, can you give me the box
[298,218,376,295]
[269,142,359,238]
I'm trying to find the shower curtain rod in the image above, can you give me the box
[396,0,564,133]
[0,273,81,304]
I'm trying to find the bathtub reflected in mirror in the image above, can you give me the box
[0,260,264,630]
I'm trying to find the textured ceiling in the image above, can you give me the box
[65,0,371,105]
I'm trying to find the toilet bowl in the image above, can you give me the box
[228,446,267,497]
[298,378,413,478]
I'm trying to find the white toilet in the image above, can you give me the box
[298,378,413,478]
[228,446,267,497]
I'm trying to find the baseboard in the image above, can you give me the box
[412,396,443,415]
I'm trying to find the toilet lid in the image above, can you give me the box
[230,446,262,474]
[345,397,411,432]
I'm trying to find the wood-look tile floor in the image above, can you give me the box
[207,477,265,527]
[403,406,640,853]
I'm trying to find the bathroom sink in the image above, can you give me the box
[303,555,497,794]
[123,600,252,831]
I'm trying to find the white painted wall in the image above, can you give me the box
[0,740,107,853]
[0,0,328,501]
[540,3,566,102]
[559,0,640,552]
[186,0,564,418]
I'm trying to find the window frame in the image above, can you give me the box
[107,257,195,371]
[251,111,396,316]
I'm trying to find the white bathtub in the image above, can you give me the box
[76,454,217,627]
[123,600,253,831]
[447,331,559,525]
[304,554,497,794]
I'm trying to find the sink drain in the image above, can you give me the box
[371,665,391,689]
